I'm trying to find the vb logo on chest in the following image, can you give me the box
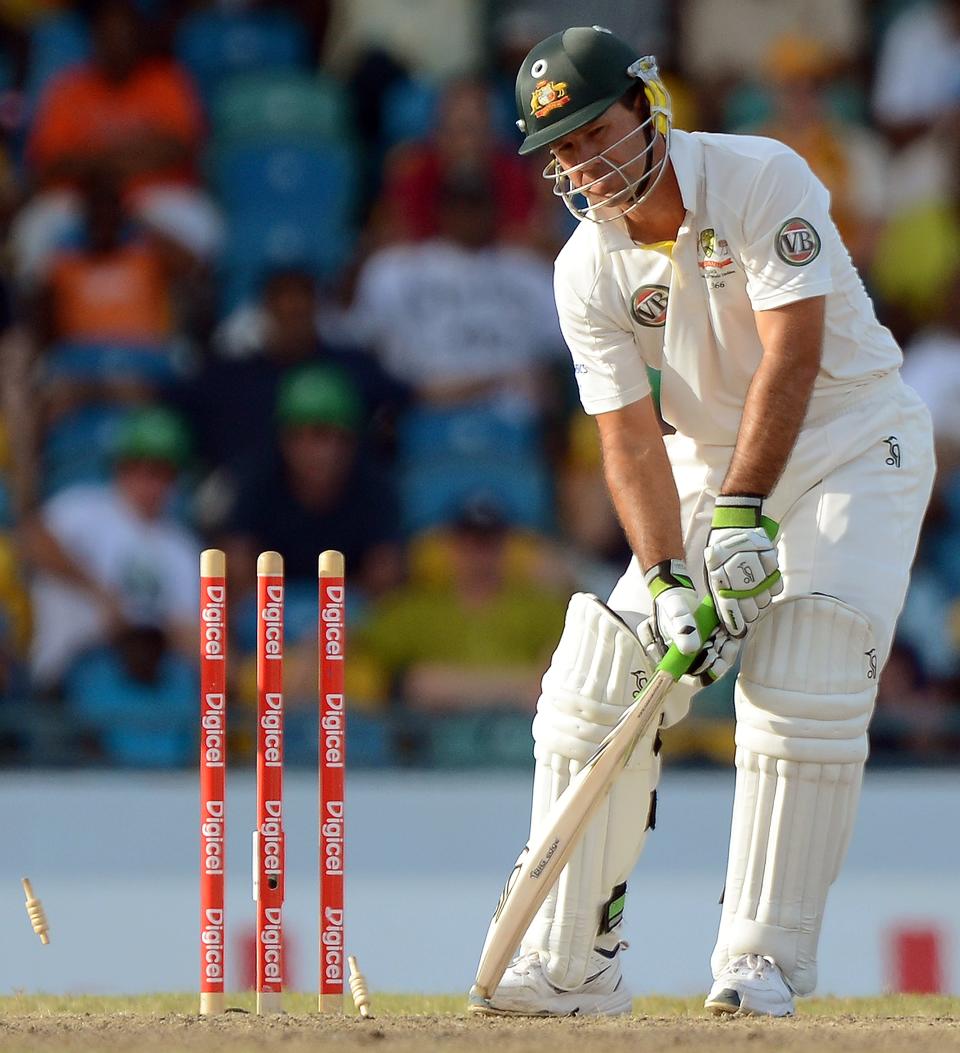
[630,284,669,327]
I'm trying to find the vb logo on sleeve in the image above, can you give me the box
[775,218,821,266]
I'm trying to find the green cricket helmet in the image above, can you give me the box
[514,26,672,222]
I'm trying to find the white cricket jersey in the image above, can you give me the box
[555,129,903,444]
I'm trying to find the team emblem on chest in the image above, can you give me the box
[696,228,735,282]
[630,284,669,327]
[776,217,821,265]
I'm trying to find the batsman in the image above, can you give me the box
[472,27,935,1017]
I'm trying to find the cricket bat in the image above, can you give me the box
[471,522,778,1003]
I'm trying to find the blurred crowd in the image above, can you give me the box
[0,0,958,769]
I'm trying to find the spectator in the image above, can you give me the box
[29,173,182,433]
[323,0,483,80]
[901,271,960,481]
[555,411,632,599]
[353,173,562,410]
[373,77,537,246]
[871,640,960,759]
[680,0,863,85]
[63,624,196,767]
[186,267,405,485]
[870,77,960,333]
[33,175,174,350]
[0,417,31,699]
[23,404,198,691]
[872,0,960,142]
[220,363,403,603]
[751,34,888,269]
[353,494,566,713]
[14,0,221,287]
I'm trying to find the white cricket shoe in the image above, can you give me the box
[704,954,796,1017]
[469,943,632,1017]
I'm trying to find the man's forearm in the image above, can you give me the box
[602,431,684,569]
[723,298,824,497]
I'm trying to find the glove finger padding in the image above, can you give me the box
[704,498,782,638]
[643,559,703,656]
[687,628,741,686]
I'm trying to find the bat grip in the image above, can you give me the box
[657,516,779,681]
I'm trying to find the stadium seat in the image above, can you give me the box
[41,403,129,496]
[397,404,553,533]
[46,341,178,387]
[175,8,309,106]
[64,644,196,768]
[210,142,358,306]
[380,79,438,146]
[25,11,90,117]
[212,71,351,148]
[419,712,535,767]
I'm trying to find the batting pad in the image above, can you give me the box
[711,595,876,996]
[520,593,670,989]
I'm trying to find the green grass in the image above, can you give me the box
[0,993,958,1018]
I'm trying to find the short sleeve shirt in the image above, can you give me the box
[28,60,203,193]
[555,130,902,444]
[42,484,198,625]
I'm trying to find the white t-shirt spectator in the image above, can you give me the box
[681,0,863,80]
[873,2,960,125]
[351,239,563,399]
[901,327,960,447]
[30,483,198,688]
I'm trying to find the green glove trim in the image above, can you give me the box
[644,560,695,599]
[647,573,694,599]
[759,514,779,539]
[711,506,760,530]
[717,569,782,600]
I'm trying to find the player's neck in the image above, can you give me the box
[621,161,685,247]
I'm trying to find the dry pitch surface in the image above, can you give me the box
[1,994,959,1053]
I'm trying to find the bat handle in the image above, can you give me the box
[657,516,780,681]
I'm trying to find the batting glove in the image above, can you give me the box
[641,559,703,657]
[638,613,741,687]
[703,496,782,638]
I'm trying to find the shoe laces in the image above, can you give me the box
[728,953,777,980]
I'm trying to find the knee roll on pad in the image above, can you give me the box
[521,593,672,989]
[711,595,877,996]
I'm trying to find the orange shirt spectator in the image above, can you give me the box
[12,1,222,286]
[33,175,176,354]
[28,57,203,197]
[48,240,171,343]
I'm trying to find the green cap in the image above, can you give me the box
[515,26,643,155]
[113,406,191,467]
[276,365,362,432]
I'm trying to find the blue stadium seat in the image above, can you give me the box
[212,70,351,147]
[41,404,129,496]
[25,11,90,116]
[64,644,197,767]
[397,404,553,533]
[46,341,178,387]
[0,480,11,530]
[211,142,358,306]
[380,79,438,146]
[175,8,309,106]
